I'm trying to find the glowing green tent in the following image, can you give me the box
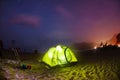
[42,45,77,67]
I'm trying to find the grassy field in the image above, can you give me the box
[0,47,120,80]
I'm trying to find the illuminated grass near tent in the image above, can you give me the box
[2,58,120,80]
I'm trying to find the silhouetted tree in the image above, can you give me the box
[116,33,120,44]
[100,42,103,46]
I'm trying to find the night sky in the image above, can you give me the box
[0,0,120,52]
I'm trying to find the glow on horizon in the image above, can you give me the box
[93,46,97,49]
[118,45,120,47]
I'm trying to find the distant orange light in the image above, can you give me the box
[94,46,97,49]
[118,45,120,47]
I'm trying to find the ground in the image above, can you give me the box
[0,47,120,80]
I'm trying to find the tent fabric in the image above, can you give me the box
[42,45,77,67]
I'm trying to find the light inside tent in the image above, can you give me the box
[56,45,62,53]
[41,45,78,67]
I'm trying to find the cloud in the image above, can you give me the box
[48,29,72,40]
[9,14,41,27]
[56,5,73,19]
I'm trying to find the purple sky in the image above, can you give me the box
[0,0,120,52]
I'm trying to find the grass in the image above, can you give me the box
[1,47,120,80]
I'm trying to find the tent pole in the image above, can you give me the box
[64,47,69,63]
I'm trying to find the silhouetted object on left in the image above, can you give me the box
[12,48,21,66]
[0,40,3,49]
[0,40,3,60]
